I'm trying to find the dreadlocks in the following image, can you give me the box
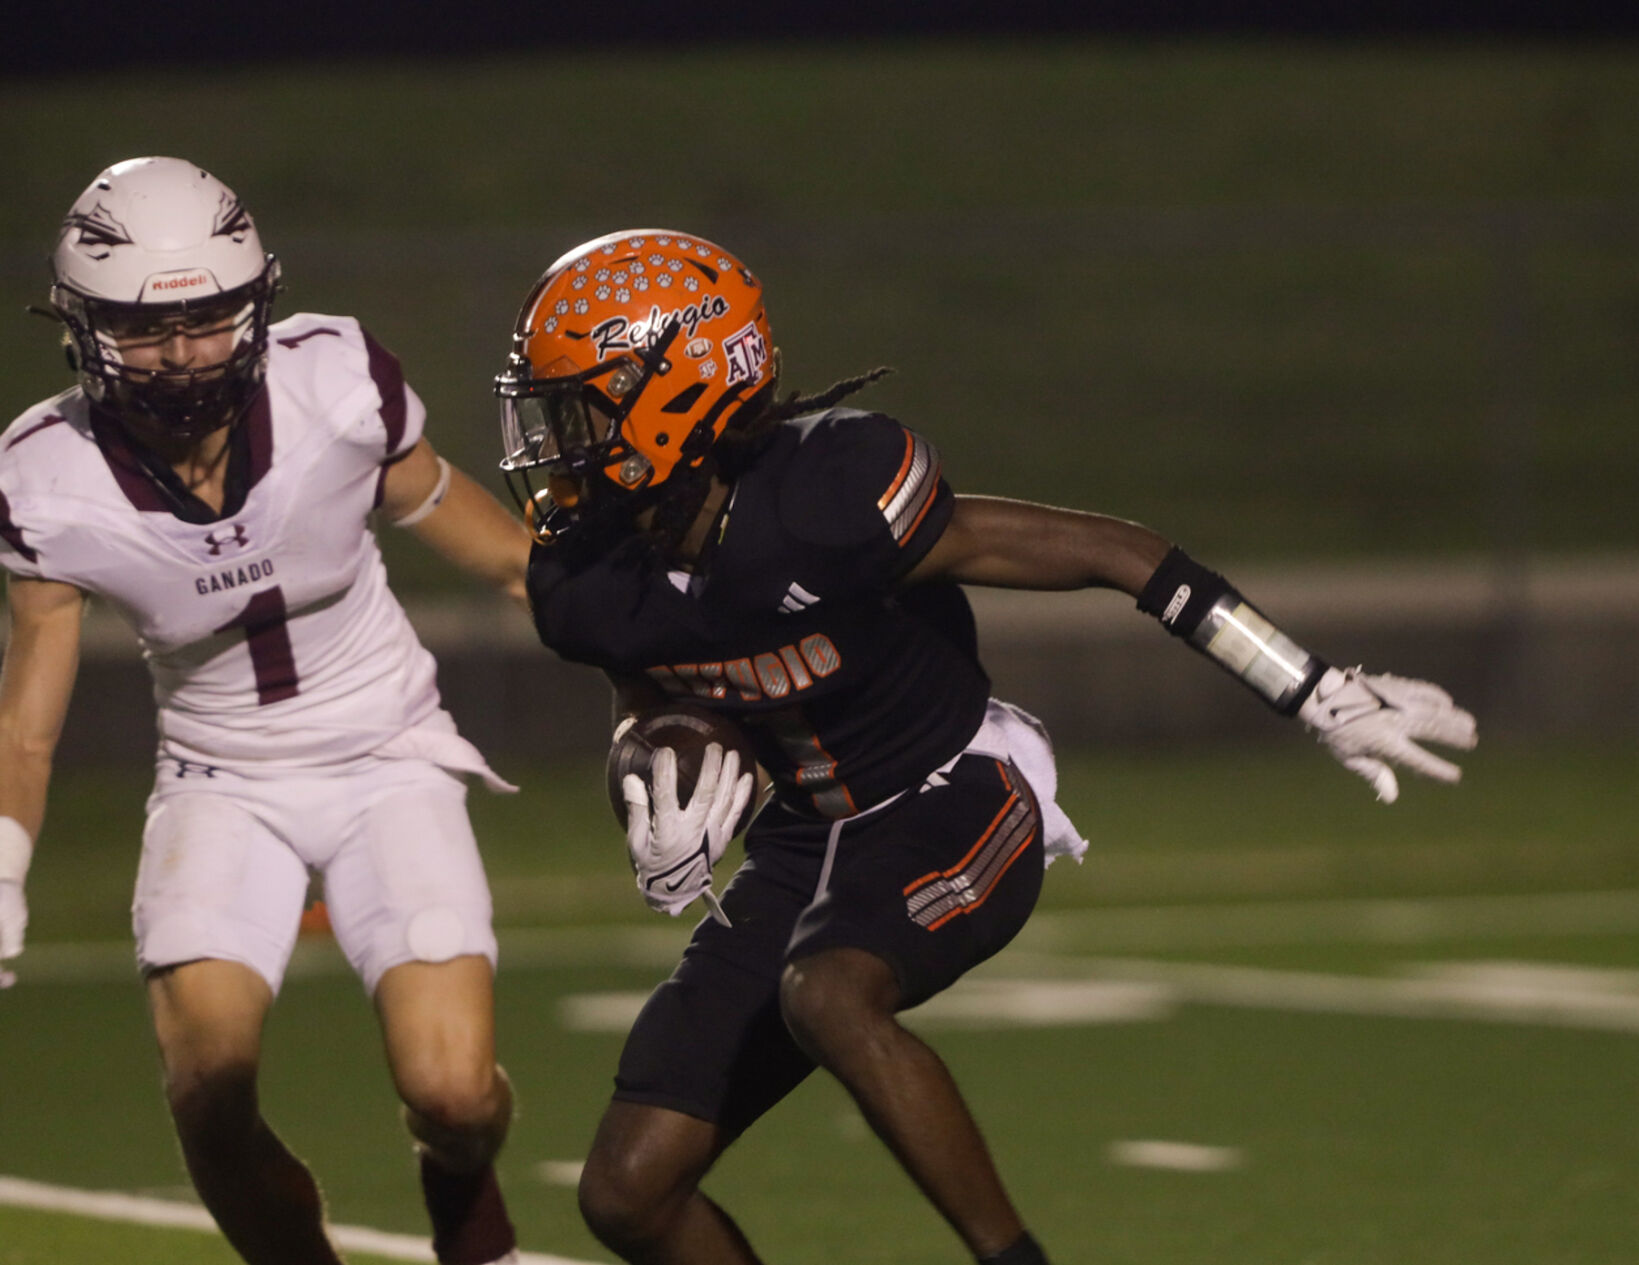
[717,366,896,477]
[763,366,896,423]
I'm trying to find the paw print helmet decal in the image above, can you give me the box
[495,230,775,536]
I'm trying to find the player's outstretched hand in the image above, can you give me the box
[624,744,754,926]
[0,880,26,988]
[1297,666,1478,804]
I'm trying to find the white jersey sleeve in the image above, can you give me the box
[0,315,465,773]
[0,391,81,584]
[269,313,426,466]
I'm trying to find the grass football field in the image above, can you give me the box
[3,739,1637,1264]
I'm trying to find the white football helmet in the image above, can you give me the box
[48,156,280,441]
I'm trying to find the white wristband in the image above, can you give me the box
[392,456,452,527]
[0,817,32,885]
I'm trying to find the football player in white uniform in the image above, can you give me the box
[0,158,531,1265]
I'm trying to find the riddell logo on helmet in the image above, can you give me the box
[146,272,212,293]
[590,297,731,359]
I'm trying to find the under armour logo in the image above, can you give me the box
[171,759,219,779]
[204,524,251,555]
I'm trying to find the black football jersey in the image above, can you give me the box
[527,408,991,818]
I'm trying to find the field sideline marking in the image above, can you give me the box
[1069,957,1639,1033]
[1020,887,1639,953]
[12,888,1639,988]
[0,1175,596,1265]
[1107,1140,1245,1172]
[560,977,1175,1033]
[562,959,1639,1036]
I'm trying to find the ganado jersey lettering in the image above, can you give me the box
[0,313,444,767]
[528,408,991,818]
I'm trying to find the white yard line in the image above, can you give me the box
[12,890,1639,1041]
[559,977,1176,1033]
[1106,1140,1246,1172]
[534,1161,585,1188]
[1019,888,1639,953]
[13,888,1639,988]
[560,957,1639,1036]
[1066,957,1639,1033]
[0,1175,596,1265]
[1,922,694,986]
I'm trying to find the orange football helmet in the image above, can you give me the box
[496,229,776,537]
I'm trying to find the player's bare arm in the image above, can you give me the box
[0,576,84,976]
[905,493,1474,803]
[905,494,1171,593]
[380,437,533,607]
[0,576,84,838]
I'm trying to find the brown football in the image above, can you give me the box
[606,703,759,835]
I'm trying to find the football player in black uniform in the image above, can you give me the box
[494,231,1477,1265]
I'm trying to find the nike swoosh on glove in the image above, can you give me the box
[624,743,754,926]
[1297,666,1478,803]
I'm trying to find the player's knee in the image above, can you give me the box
[402,1063,512,1164]
[163,1057,260,1146]
[779,949,898,1064]
[577,1144,682,1252]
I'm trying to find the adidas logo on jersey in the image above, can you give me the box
[779,581,819,614]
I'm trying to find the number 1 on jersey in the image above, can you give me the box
[215,586,299,705]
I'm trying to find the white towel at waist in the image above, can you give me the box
[943,698,1088,866]
[376,717,518,794]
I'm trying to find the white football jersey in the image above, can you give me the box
[0,313,452,770]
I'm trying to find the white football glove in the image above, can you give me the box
[1298,665,1478,803]
[624,743,754,927]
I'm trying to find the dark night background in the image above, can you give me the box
[10,1,1639,77]
[4,3,1636,760]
